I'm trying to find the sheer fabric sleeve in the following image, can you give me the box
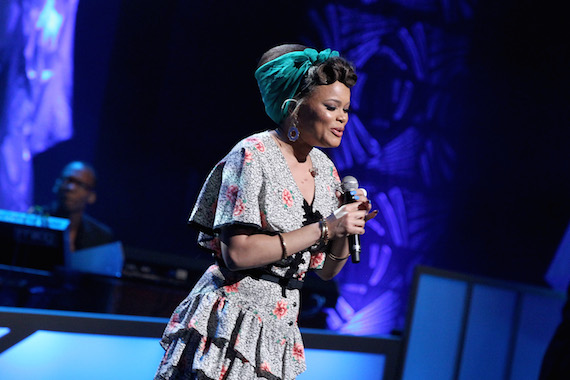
[213,143,264,230]
[188,138,266,256]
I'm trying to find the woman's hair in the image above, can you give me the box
[257,44,307,68]
[258,44,357,117]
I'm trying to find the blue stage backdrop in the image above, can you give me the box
[0,0,78,211]
[297,2,472,334]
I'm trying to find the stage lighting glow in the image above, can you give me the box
[0,327,10,338]
[0,328,387,380]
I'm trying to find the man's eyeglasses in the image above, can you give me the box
[59,176,94,191]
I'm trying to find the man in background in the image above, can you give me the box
[41,161,113,252]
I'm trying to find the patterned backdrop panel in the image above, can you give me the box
[305,1,474,334]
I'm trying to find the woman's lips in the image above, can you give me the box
[332,128,344,137]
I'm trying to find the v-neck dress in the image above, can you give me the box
[155,131,341,380]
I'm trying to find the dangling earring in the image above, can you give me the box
[287,123,299,142]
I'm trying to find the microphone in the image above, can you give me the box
[341,176,361,264]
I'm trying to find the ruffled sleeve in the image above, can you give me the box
[188,136,267,256]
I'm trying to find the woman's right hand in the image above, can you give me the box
[327,187,378,240]
[327,202,368,240]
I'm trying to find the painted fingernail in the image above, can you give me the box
[354,195,360,200]
[350,190,357,195]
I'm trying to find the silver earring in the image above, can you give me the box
[287,124,299,142]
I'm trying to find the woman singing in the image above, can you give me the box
[155,43,377,380]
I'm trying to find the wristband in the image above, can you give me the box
[319,218,329,246]
[277,232,287,260]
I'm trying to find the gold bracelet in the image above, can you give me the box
[326,252,350,262]
[319,219,329,246]
[277,232,287,260]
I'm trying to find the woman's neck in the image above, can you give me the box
[273,128,312,163]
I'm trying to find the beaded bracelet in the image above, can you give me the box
[326,252,350,262]
[277,232,287,260]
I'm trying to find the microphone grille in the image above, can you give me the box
[341,176,359,192]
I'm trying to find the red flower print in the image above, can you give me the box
[293,343,305,362]
[279,337,287,346]
[260,361,271,373]
[233,198,245,216]
[217,297,226,312]
[255,141,265,152]
[188,318,197,329]
[260,210,268,229]
[245,137,260,144]
[332,167,340,183]
[224,282,239,294]
[298,271,306,280]
[226,185,239,203]
[272,300,288,319]
[199,336,207,352]
[204,240,221,259]
[309,252,325,268]
[167,312,180,330]
[282,189,294,208]
[207,265,217,273]
[244,148,253,164]
[219,366,227,380]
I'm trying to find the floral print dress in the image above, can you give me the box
[155,131,341,380]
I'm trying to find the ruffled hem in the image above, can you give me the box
[157,274,306,380]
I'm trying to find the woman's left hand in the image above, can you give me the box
[334,188,378,222]
[354,188,378,222]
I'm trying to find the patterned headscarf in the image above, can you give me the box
[255,48,339,125]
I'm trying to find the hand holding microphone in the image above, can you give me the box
[341,176,363,263]
[334,176,378,263]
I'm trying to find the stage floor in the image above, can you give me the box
[0,307,400,380]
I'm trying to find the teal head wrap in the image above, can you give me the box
[254,48,340,125]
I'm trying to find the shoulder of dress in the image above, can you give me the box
[215,133,271,172]
[310,147,335,167]
[231,132,269,152]
[311,148,341,185]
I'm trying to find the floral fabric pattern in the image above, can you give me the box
[281,189,294,209]
[157,131,341,380]
[271,300,289,319]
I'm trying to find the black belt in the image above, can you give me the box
[251,272,304,290]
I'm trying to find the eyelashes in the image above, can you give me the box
[325,105,351,113]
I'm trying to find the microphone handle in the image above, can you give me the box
[343,190,362,264]
[349,234,361,263]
